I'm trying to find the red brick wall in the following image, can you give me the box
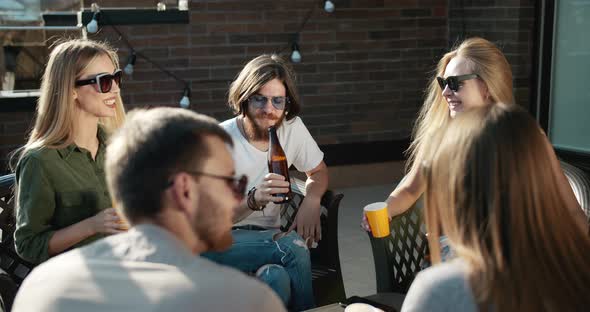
[1,0,537,172]
[1,111,35,172]
[1,29,80,173]
[95,0,449,143]
[449,0,536,108]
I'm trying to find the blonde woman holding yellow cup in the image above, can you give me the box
[361,37,514,232]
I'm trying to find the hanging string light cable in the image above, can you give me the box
[106,19,192,107]
[84,0,335,109]
[278,0,333,62]
[278,2,316,57]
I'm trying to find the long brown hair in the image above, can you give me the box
[407,37,514,171]
[423,103,590,310]
[227,54,300,120]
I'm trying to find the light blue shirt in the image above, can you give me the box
[402,259,478,312]
[13,224,285,312]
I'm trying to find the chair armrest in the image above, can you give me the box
[0,174,16,199]
[561,160,590,221]
[367,199,428,294]
[281,177,346,305]
[0,174,35,285]
[368,235,396,293]
[282,177,342,231]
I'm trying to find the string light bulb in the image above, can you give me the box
[179,87,191,108]
[291,42,301,63]
[124,52,137,75]
[178,0,189,11]
[87,3,100,34]
[86,11,99,33]
[324,0,335,13]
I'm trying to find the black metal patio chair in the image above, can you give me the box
[0,174,36,311]
[360,160,590,312]
[561,160,590,221]
[361,198,427,311]
[281,177,346,307]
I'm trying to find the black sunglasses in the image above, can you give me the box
[168,171,248,200]
[248,94,289,110]
[75,69,123,93]
[436,74,479,92]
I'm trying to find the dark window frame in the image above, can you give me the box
[532,0,590,171]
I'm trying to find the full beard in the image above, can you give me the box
[243,110,285,141]
[205,227,233,252]
[195,216,233,253]
[193,193,234,252]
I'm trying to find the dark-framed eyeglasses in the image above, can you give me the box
[436,74,479,92]
[75,69,123,93]
[168,171,248,200]
[248,94,289,110]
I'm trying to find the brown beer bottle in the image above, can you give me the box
[268,126,291,203]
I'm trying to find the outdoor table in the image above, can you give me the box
[304,297,399,312]
[304,303,344,312]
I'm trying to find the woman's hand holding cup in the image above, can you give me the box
[90,208,128,234]
[362,202,390,238]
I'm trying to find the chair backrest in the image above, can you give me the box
[280,177,346,305]
[367,161,590,295]
[0,174,35,284]
[561,161,590,221]
[0,174,35,311]
[366,162,589,296]
[368,199,428,294]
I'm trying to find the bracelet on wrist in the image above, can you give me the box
[247,187,266,211]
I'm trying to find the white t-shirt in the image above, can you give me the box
[220,116,324,228]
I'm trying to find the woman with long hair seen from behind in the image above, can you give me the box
[363,37,514,230]
[402,103,590,311]
[10,38,126,264]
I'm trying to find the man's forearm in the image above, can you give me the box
[304,163,329,204]
[232,201,253,223]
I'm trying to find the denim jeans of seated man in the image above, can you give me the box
[255,264,291,304]
[202,228,314,311]
[420,235,455,269]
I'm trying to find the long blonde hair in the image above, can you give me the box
[407,37,514,171]
[423,103,590,311]
[10,39,125,169]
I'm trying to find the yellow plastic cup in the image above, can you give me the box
[112,201,130,230]
[364,202,390,238]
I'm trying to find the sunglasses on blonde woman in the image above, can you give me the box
[75,69,123,93]
[436,74,479,92]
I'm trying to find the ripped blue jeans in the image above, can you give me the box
[420,235,455,269]
[202,227,314,311]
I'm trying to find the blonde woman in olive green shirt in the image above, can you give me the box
[10,39,126,264]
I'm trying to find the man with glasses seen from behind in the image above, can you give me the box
[13,108,285,312]
[202,54,329,311]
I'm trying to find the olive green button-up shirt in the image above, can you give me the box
[14,129,111,264]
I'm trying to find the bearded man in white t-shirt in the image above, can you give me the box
[203,54,329,311]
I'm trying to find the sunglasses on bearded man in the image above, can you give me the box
[75,69,123,93]
[248,94,289,110]
[167,171,248,200]
[436,74,479,92]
